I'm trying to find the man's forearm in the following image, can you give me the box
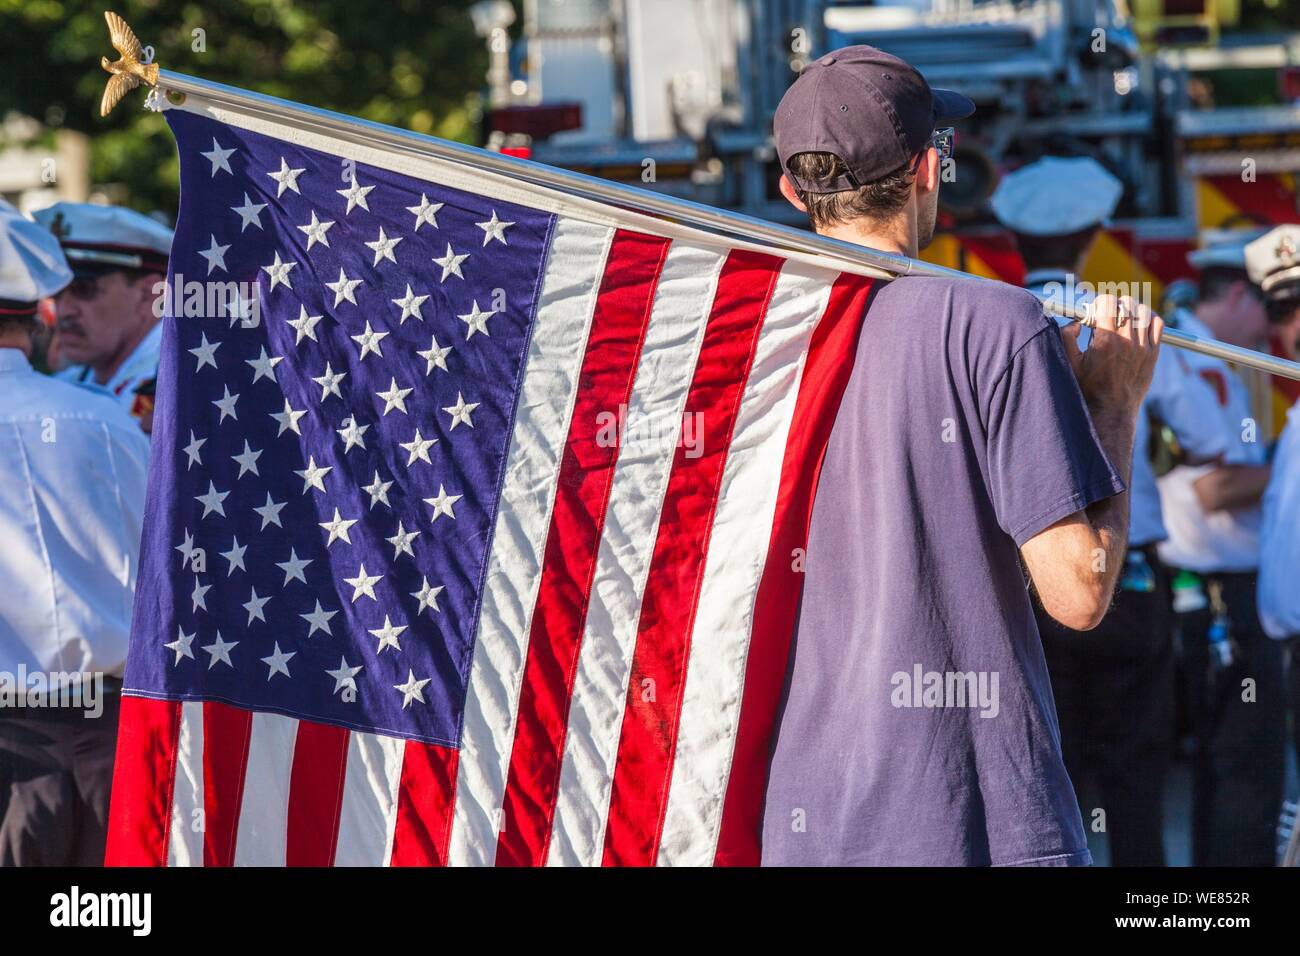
[1084,405,1138,596]
[1193,464,1272,512]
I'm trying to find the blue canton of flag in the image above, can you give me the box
[126,109,554,746]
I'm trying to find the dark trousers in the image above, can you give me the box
[1036,552,1175,867]
[1176,570,1287,867]
[0,691,120,866]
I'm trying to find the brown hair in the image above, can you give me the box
[1012,227,1098,274]
[786,152,915,230]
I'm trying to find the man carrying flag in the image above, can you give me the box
[761,46,1162,865]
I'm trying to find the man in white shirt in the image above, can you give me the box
[1246,225,1300,774]
[1158,238,1287,867]
[32,202,172,434]
[993,157,1226,866]
[0,200,151,865]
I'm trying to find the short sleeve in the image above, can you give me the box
[983,325,1125,546]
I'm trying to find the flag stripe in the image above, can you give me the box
[167,700,206,866]
[713,274,877,865]
[285,720,350,866]
[105,695,181,866]
[655,262,838,865]
[601,249,784,866]
[233,711,297,865]
[447,217,615,866]
[495,229,670,866]
[201,701,253,866]
[335,731,406,866]
[546,241,727,866]
[391,741,460,865]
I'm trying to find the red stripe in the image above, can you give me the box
[285,721,350,866]
[714,274,877,866]
[495,230,670,866]
[601,249,784,865]
[105,695,181,866]
[390,741,459,866]
[202,701,253,867]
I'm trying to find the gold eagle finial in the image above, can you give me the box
[99,12,160,116]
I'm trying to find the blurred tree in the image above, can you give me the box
[0,0,496,215]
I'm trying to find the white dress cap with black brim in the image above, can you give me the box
[990,156,1123,237]
[31,201,173,278]
[0,198,73,314]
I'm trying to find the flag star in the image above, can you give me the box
[261,643,295,681]
[344,563,383,603]
[297,210,335,250]
[326,657,363,696]
[376,377,413,415]
[231,440,262,479]
[399,429,437,466]
[287,304,325,346]
[407,193,443,230]
[191,578,212,613]
[417,334,453,375]
[228,290,258,328]
[338,175,375,214]
[394,670,432,709]
[337,416,369,453]
[312,362,348,402]
[220,536,247,575]
[442,392,480,430]
[412,576,444,615]
[212,384,239,423]
[198,234,231,274]
[268,156,305,196]
[363,471,393,509]
[391,284,429,324]
[368,615,407,655]
[165,626,196,665]
[386,521,420,559]
[301,599,338,638]
[276,548,312,586]
[174,530,195,569]
[423,484,463,522]
[254,492,287,530]
[319,508,358,547]
[231,192,266,231]
[202,632,238,670]
[246,346,283,384]
[189,333,220,371]
[262,251,297,291]
[325,267,363,306]
[457,300,496,339]
[243,587,271,624]
[295,455,332,494]
[195,481,229,519]
[200,138,236,176]
[182,430,206,470]
[432,243,469,281]
[475,210,515,245]
[365,227,402,266]
[350,321,389,360]
[271,398,307,436]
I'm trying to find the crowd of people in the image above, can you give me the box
[1,43,1300,867]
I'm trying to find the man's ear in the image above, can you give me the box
[916,147,942,195]
[778,174,808,213]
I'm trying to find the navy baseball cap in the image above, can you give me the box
[774,45,975,194]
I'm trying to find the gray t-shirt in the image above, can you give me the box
[760,276,1124,866]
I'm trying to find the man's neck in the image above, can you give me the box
[818,215,915,259]
[94,316,156,385]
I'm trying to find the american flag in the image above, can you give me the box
[105,97,876,866]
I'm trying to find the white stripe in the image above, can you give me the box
[546,241,726,866]
[232,711,297,866]
[447,218,615,866]
[167,700,205,866]
[657,262,837,865]
[334,732,406,866]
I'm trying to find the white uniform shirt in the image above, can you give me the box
[59,320,162,421]
[1028,275,1224,547]
[1258,398,1300,639]
[0,347,150,676]
[1156,311,1266,573]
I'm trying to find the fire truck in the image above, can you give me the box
[483,0,1300,431]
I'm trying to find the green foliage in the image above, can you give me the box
[0,0,494,215]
